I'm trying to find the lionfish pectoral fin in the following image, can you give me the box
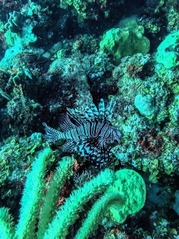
[58,114,76,132]
[61,141,76,153]
[43,122,63,143]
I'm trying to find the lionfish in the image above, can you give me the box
[43,99,122,166]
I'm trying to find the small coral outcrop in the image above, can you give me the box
[156,31,179,68]
[100,18,150,64]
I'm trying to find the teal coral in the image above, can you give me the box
[74,192,124,239]
[106,169,146,223]
[0,148,146,239]
[134,94,157,120]
[43,168,115,239]
[15,147,53,239]
[0,208,14,239]
[0,8,38,71]
[37,156,74,239]
[75,169,146,239]
[169,95,179,125]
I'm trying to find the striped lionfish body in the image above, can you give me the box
[43,99,122,165]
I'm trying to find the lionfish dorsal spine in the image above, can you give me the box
[89,103,99,116]
[98,98,105,116]
[105,98,116,121]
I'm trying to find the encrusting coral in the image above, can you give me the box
[0,148,146,239]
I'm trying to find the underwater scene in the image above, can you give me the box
[0,0,178,238]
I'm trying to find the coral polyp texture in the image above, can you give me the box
[0,0,178,238]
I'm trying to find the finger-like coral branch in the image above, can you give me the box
[37,156,74,239]
[15,147,53,239]
[43,169,115,239]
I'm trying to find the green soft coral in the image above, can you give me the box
[100,18,150,64]
[106,169,146,223]
[156,31,179,68]
[0,207,14,239]
[74,192,124,239]
[0,149,146,239]
[37,156,74,239]
[43,168,115,239]
[15,147,53,239]
[75,169,146,239]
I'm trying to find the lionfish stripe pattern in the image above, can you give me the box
[43,99,121,165]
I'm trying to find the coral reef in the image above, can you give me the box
[59,0,125,23]
[0,133,48,212]
[0,0,178,238]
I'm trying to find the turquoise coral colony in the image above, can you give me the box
[0,0,179,238]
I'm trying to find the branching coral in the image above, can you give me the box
[0,207,14,239]
[0,147,146,239]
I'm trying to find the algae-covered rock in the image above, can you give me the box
[169,95,179,125]
[156,31,179,69]
[134,94,157,119]
[100,18,150,64]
